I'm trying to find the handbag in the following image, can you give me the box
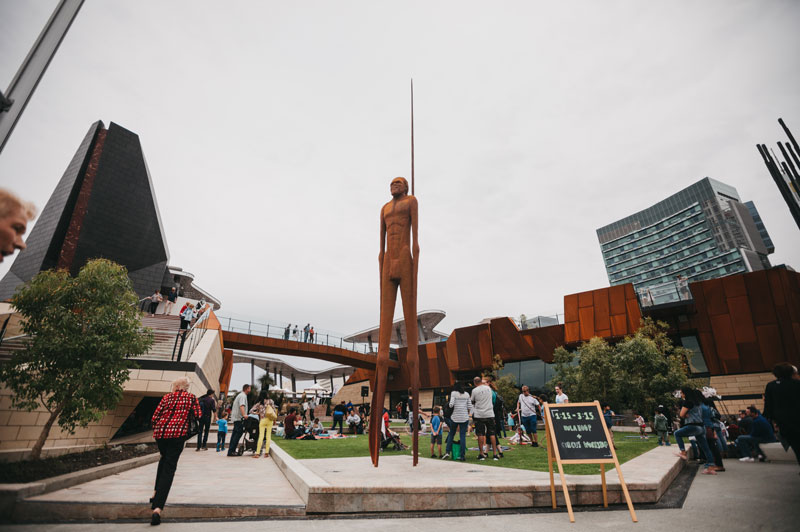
[185,396,200,439]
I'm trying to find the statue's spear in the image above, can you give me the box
[411,78,415,196]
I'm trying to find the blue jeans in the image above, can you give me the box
[216,431,226,451]
[674,424,714,467]
[736,435,772,458]
[446,420,468,459]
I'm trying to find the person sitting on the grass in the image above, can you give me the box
[284,408,301,439]
[346,410,361,434]
[311,418,324,435]
[736,406,776,462]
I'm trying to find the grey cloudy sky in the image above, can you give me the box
[1,1,799,387]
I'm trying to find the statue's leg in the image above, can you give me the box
[399,273,419,466]
[369,276,398,467]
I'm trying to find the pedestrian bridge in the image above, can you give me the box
[217,316,400,371]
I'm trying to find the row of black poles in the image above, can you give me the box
[757,118,800,231]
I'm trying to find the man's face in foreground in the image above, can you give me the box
[0,208,28,263]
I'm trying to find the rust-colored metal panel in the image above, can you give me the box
[736,342,763,373]
[727,295,757,344]
[345,368,374,385]
[565,321,580,344]
[490,317,535,363]
[610,314,628,337]
[521,324,564,363]
[609,285,627,316]
[744,272,777,325]
[593,288,611,333]
[426,344,440,385]
[219,349,234,394]
[578,306,595,341]
[564,293,579,323]
[756,324,785,371]
[478,325,494,368]
[703,278,729,316]
[688,284,711,333]
[625,298,641,333]
[709,314,740,372]
[722,275,747,298]
[578,290,594,308]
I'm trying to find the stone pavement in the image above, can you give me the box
[298,445,682,511]
[1,459,798,531]
[12,447,304,520]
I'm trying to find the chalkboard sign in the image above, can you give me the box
[542,401,637,523]
[548,404,613,461]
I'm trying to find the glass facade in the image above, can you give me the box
[596,178,772,293]
[498,359,558,394]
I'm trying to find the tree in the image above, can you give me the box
[548,318,692,419]
[0,259,153,459]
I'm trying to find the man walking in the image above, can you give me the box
[284,324,290,340]
[227,384,250,456]
[471,376,501,460]
[163,287,178,315]
[303,323,310,342]
[196,389,216,451]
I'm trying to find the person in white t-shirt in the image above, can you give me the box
[554,385,569,404]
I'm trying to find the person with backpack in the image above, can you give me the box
[195,389,216,451]
[488,380,507,440]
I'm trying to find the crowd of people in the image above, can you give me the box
[145,362,798,524]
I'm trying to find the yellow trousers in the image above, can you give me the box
[255,417,273,456]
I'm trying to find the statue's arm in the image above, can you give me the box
[379,206,386,272]
[410,196,419,262]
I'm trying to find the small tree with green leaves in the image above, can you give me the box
[548,318,692,420]
[0,259,153,460]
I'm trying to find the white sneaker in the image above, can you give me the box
[739,457,755,462]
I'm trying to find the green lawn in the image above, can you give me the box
[273,430,658,475]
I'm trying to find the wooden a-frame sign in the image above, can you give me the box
[543,400,637,523]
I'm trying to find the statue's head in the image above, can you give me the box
[390,177,409,197]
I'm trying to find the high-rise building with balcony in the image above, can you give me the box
[596,178,773,304]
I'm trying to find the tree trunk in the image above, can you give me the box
[31,405,62,460]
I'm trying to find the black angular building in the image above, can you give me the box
[0,121,219,307]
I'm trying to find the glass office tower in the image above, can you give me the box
[596,178,772,303]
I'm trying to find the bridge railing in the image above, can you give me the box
[216,316,374,355]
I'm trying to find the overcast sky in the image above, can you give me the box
[2,1,799,389]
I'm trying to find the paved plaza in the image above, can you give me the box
[2,448,798,531]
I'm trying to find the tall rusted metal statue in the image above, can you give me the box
[368,176,420,467]
[369,81,420,467]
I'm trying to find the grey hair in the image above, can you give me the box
[171,376,190,392]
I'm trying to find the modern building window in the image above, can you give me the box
[680,335,709,375]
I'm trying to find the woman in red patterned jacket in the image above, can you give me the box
[149,377,202,525]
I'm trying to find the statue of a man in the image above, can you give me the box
[369,176,420,466]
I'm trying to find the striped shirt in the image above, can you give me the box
[448,391,473,423]
[152,390,202,440]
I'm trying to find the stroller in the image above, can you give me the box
[380,429,408,451]
[235,415,260,455]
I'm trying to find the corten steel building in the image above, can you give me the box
[596,178,773,306]
[334,267,800,417]
[0,120,219,307]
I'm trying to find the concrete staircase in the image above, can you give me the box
[137,314,182,360]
